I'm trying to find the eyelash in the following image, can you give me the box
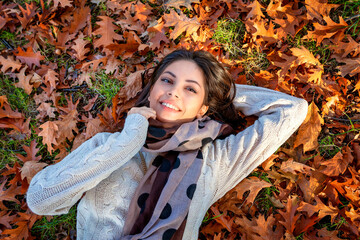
[160,78,197,94]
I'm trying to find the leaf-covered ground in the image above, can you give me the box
[0,0,360,239]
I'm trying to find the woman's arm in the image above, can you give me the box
[208,84,308,200]
[26,114,149,215]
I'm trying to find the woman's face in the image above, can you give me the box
[148,60,209,128]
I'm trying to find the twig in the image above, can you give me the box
[0,39,14,50]
[58,84,89,92]
[345,14,360,22]
[325,116,360,122]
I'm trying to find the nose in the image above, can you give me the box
[167,88,179,98]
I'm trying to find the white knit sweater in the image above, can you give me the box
[27,84,308,240]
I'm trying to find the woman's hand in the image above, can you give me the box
[128,107,157,120]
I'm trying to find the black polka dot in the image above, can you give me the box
[196,150,203,159]
[198,122,205,129]
[148,126,166,138]
[173,157,180,169]
[137,193,149,213]
[159,159,171,172]
[187,184,196,200]
[201,137,213,146]
[162,228,176,240]
[152,156,163,167]
[178,140,189,147]
[159,203,172,219]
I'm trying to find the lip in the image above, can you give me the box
[160,100,181,111]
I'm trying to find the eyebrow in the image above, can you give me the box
[163,71,202,88]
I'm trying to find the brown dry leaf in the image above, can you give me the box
[305,0,340,21]
[298,196,338,222]
[0,180,21,210]
[319,146,353,176]
[55,109,79,143]
[165,0,200,9]
[14,67,33,95]
[278,195,300,234]
[163,9,201,40]
[294,101,324,152]
[36,102,57,119]
[0,55,22,73]
[335,56,360,77]
[303,16,347,45]
[71,33,90,61]
[17,2,37,28]
[53,0,73,8]
[38,121,59,153]
[20,161,48,184]
[15,46,45,68]
[232,176,272,204]
[93,16,123,49]
[245,0,265,21]
[147,19,170,51]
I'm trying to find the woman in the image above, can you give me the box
[27,49,308,239]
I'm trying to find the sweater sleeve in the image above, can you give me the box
[209,84,308,200]
[26,113,149,215]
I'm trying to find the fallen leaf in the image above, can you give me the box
[294,101,324,152]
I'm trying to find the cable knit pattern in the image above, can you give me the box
[26,84,308,240]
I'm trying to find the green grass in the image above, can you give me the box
[89,70,124,108]
[213,18,270,77]
[319,135,342,158]
[330,0,360,38]
[0,74,38,118]
[31,204,77,240]
[213,18,246,57]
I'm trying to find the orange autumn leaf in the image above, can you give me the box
[294,101,324,152]
[163,9,201,40]
[15,46,45,68]
[93,16,123,49]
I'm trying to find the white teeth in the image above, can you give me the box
[162,102,179,111]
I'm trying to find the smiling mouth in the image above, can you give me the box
[161,102,180,111]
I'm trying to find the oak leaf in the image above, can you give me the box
[71,33,90,61]
[0,180,21,210]
[335,56,360,77]
[0,55,22,73]
[147,19,170,50]
[17,2,37,28]
[1,221,31,240]
[303,16,347,45]
[235,214,284,240]
[245,0,265,21]
[93,16,123,49]
[53,0,72,8]
[163,9,201,40]
[319,146,353,176]
[20,161,48,184]
[278,195,300,234]
[210,205,233,232]
[305,0,340,22]
[15,47,45,68]
[298,196,338,222]
[14,67,33,95]
[38,121,59,153]
[232,176,272,204]
[165,0,200,9]
[0,211,15,229]
[294,101,324,152]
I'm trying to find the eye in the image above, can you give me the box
[186,87,197,93]
[161,78,172,84]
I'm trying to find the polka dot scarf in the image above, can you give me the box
[121,117,233,240]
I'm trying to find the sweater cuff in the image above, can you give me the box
[124,113,149,131]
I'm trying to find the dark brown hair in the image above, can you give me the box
[135,49,243,129]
